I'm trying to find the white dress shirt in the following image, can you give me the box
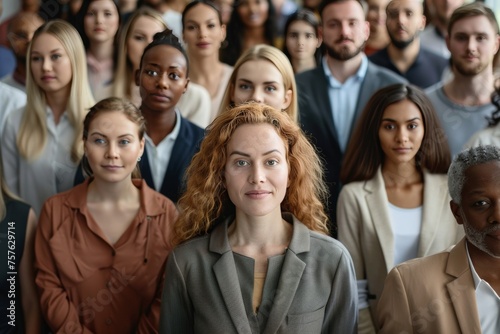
[466,243,500,334]
[144,109,181,190]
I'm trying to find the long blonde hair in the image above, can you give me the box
[218,44,298,122]
[112,7,167,100]
[18,19,95,163]
[173,103,328,245]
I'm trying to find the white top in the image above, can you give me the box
[466,243,500,334]
[0,74,25,92]
[388,203,422,266]
[144,109,181,190]
[176,82,211,128]
[1,106,79,214]
[162,10,183,43]
[0,82,26,135]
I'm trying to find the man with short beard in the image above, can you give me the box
[377,144,500,334]
[421,0,464,58]
[369,0,448,88]
[296,0,405,240]
[425,2,499,157]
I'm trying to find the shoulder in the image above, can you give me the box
[42,181,87,211]
[391,248,452,280]
[307,230,354,267]
[466,126,500,148]
[170,234,213,263]
[368,48,389,64]
[423,171,448,185]
[424,81,444,97]
[296,66,324,84]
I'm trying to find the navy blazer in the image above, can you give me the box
[75,116,205,203]
[296,59,407,237]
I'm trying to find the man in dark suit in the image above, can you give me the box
[297,0,406,237]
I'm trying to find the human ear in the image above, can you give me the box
[450,200,464,226]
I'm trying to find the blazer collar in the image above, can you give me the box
[445,238,482,333]
[209,213,309,334]
[364,167,394,273]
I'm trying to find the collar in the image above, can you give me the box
[466,242,483,289]
[322,54,368,86]
[65,177,166,218]
[144,109,181,146]
[208,213,311,255]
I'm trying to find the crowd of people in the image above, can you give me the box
[0,0,499,333]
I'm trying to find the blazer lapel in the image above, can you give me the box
[445,240,482,334]
[262,251,306,334]
[417,171,447,256]
[365,168,394,273]
[263,216,308,334]
[210,222,253,334]
[312,63,339,142]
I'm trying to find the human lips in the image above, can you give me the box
[150,92,171,102]
[102,164,123,171]
[41,75,56,82]
[245,190,271,199]
[196,42,211,48]
[393,147,412,154]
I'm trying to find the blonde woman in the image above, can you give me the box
[218,44,298,122]
[112,7,166,107]
[1,20,95,214]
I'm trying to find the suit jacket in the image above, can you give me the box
[337,168,464,332]
[159,213,358,334]
[377,238,481,334]
[296,60,407,236]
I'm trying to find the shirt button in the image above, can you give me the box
[106,281,112,288]
[106,318,112,325]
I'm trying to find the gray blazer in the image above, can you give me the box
[159,213,358,334]
[296,60,407,235]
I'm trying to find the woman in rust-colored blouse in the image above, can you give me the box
[34,97,178,333]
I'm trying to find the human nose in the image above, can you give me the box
[488,201,500,224]
[395,128,408,143]
[297,34,305,46]
[249,164,265,184]
[466,37,478,52]
[156,72,169,89]
[106,142,119,159]
[199,26,207,38]
[250,88,263,103]
[42,57,52,72]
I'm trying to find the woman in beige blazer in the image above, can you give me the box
[160,103,358,333]
[337,84,464,334]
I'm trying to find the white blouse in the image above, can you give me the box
[1,106,79,214]
[388,203,422,266]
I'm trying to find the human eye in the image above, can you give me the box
[238,83,251,90]
[305,33,315,39]
[235,160,249,167]
[51,54,62,61]
[266,159,279,166]
[146,69,159,77]
[408,123,418,130]
[288,32,298,39]
[104,10,113,17]
[477,34,488,42]
[185,24,196,31]
[94,137,106,144]
[383,123,396,130]
[31,55,42,62]
[133,34,146,41]
[406,10,413,17]
[169,72,180,80]
[472,200,489,208]
[208,23,216,29]
[119,139,131,145]
[265,85,277,93]
[86,10,95,17]
[349,20,358,27]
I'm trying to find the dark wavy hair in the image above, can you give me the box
[220,0,277,66]
[487,77,500,126]
[341,84,451,184]
[282,9,322,68]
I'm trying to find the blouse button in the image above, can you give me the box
[105,318,112,325]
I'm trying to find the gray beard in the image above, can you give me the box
[461,208,500,259]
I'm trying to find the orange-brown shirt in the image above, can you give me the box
[35,178,178,334]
